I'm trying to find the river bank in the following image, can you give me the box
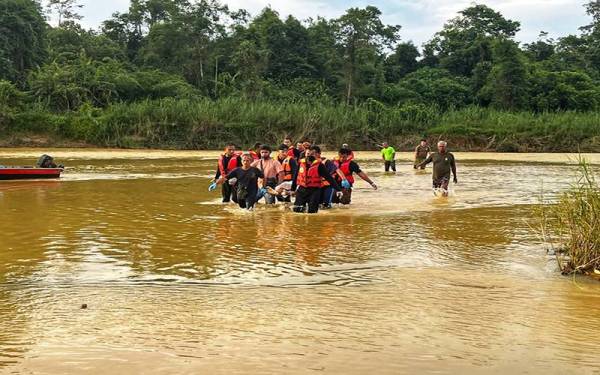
[3,131,600,153]
[3,99,600,152]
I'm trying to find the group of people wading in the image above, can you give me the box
[209,137,457,213]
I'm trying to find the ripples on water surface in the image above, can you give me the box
[1,149,599,374]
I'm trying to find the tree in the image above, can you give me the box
[46,0,83,26]
[479,39,530,110]
[0,0,47,84]
[333,6,400,104]
[384,41,420,82]
[423,4,520,76]
[524,32,555,62]
[47,22,125,62]
[387,68,470,109]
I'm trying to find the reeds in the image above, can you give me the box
[540,158,600,276]
[7,98,600,151]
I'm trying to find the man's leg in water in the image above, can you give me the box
[245,195,257,210]
[433,177,450,196]
[391,160,396,172]
[384,161,390,172]
[307,188,321,213]
[222,182,232,203]
[293,187,309,213]
[321,186,334,208]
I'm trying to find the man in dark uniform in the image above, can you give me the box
[414,139,431,169]
[417,141,457,197]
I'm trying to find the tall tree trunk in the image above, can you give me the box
[214,56,219,97]
[346,75,352,105]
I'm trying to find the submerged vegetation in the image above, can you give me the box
[2,0,600,149]
[541,159,600,277]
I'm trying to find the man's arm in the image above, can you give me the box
[351,162,377,189]
[357,171,377,190]
[289,158,298,175]
[451,155,457,183]
[417,154,433,168]
[291,165,300,191]
[319,164,341,191]
[274,160,284,183]
[391,147,396,160]
[218,169,235,184]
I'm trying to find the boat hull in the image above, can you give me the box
[0,168,63,180]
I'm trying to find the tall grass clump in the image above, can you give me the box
[541,158,600,276]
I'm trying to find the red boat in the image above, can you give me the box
[0,167,64,180]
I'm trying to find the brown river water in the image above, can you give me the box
[1,149,599,374]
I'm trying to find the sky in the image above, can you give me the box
[56,0,592,46]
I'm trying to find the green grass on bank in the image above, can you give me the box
[3,98,600,151]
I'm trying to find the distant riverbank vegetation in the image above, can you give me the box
[2,0,600,150]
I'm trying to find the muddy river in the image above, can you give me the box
[1,149,599,374]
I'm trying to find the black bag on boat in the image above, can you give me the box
[37,154,57,168]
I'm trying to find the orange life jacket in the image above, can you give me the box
[218,153,240,175]
[321,158,334,187]
[334,158,355,185]
[287,146,296,159]
[249,150,260,160]
[282,156,294,181]
[297,159,322,188]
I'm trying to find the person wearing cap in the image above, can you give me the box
[341,143,355,161]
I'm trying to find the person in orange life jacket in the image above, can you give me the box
[320,154,349,209]
[215,154,264,210]
[332,148,377,205]
[251,144,284,204]
[275,144,298,202]
[248,142,262,161]
[283,137,300,159]
[299,141,311,159]
[212,144,242,203]
[341,143,355,161]
[296,142,307,160]
[291,146,342,213]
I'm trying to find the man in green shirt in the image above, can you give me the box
[380,142,396,173]
[417,141,457,197]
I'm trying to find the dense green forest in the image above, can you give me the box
[2,0,600,151]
